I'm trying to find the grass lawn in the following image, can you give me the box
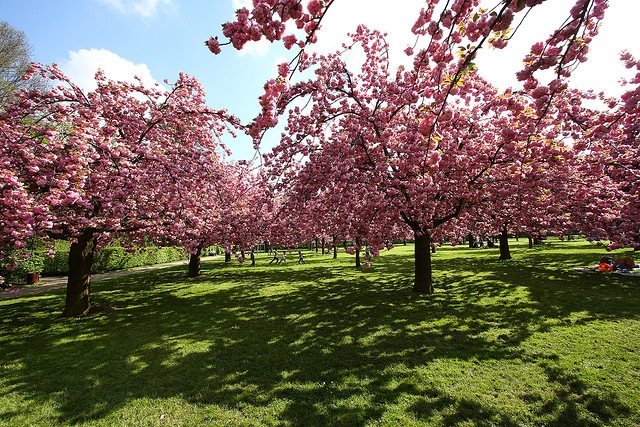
[1,238,639,426]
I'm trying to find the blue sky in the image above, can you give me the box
[3,0,639,160]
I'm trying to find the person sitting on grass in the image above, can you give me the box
[596,256,614,272]
[613,258,637,270]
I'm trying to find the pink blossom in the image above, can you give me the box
[283,35,298,50]
[307,0,323,16]
[277,62,290,78]
[205,37,221,55]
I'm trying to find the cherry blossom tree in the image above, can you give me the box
[0,65,237,315]
[206,0,611,293]
[563,52,640,250]
[265,130,402,267]
[254,27,536,292]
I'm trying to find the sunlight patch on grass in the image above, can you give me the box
[1,239,639,425]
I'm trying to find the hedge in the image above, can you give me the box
[90,246,185,274]
[3,243,186,285]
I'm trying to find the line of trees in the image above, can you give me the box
[1,1,638,316]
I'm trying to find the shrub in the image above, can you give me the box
[14,243,186,280]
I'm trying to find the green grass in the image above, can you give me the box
[1,239,639,426]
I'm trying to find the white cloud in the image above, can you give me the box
[59,48,160,93]
[238,38,272,57]
[231,0,250,9]
[96,0,173,18]
[313,0,423,58]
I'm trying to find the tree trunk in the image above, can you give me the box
[315,237,319,253]
[355,236,361,268]
[413,231,434,293]
[499,225,512,260]
[224,250,231,263]
[528,235,533,249]
[321,237,326,254]
[188,246,202,278]
[63,231,97,317]
[333,235,338,259]
[467,233,475,248]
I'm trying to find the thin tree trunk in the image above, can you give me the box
[355,236,361,268]
[499,225,512,260]
[315,237,319,253]
[63,231,97,317]
[413,231,434,294]
[333,235,338,259]
[528,235,533,249]
[188,246,202,278]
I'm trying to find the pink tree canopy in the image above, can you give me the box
[206,0,621,292]
[0,65,238,314]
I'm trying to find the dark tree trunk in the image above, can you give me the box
[63,231,97,317]
[188,246,202,278]
[528,235,533,249]
[315,237,319,253]
[499,225,512,260]
[224,251,231,263]
[333,235,338,259]
[355,236,361,268]
[321,237,326,254]
[467,233,475,248]
[413,231,434,294]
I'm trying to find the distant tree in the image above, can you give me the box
[0,21,45,107]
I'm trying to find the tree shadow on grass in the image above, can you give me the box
[0,245,638,426]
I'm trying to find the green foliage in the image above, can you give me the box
[2,238,47,285]
[4,241,185,284]
[90,246,185,274]
[0,239,639,426]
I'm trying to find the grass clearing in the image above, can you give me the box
[1,239,639,426]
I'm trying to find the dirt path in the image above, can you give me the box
[0,257,216,301]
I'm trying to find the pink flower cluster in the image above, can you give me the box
[207,0,330,54]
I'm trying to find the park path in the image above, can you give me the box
[0,257,216,301]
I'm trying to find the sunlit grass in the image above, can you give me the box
[0,238,639,426]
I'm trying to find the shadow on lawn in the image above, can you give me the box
[0,246,637,426]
